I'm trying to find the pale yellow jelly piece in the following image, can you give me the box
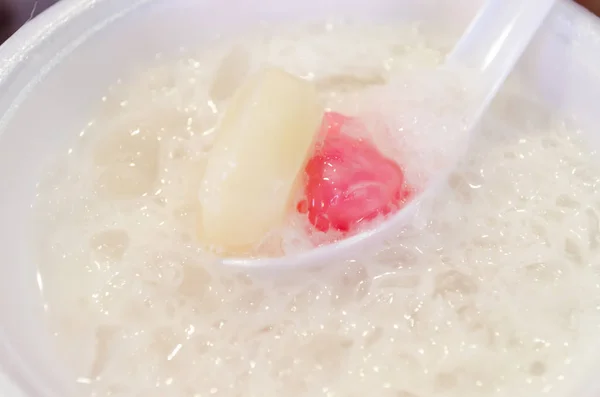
[198,67,324,254]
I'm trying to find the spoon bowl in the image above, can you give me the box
[222,0,558,268]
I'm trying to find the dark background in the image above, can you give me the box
[0,0,57,42]
[1,0,600,44]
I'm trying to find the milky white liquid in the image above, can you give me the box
[34,22,600,397]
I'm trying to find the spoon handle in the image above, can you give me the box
[446,0,557,120]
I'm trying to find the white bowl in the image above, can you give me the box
[1,0,600,396]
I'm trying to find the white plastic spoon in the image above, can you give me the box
[222,0,558,268]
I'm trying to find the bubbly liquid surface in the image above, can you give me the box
[35,22,600,397]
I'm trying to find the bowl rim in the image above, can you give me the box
[0,0,600,397]
[0,0,93,84]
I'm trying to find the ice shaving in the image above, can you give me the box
[33,21,600,397]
